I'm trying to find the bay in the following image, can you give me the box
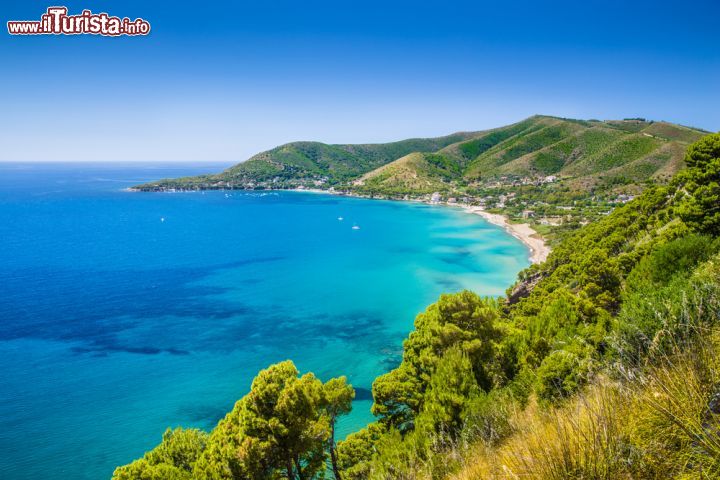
[0,162,529,479]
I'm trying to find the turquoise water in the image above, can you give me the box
[0,163,530,479]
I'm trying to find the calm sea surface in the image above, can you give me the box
[0,162,529,479]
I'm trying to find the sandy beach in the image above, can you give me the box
[462,206,550,264]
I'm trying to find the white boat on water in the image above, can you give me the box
[352,225,360,230]
[338,217,344,221]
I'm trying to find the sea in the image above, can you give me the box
[0,162,530,479]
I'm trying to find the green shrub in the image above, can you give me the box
[625,233,719,291]
[613,251,720,365]
[112,428,207,480]
[535,349,590,401]
[674,133,720,235]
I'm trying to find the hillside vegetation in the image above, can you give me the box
[117,134,720,479]
[355,116,704,195]
[135,116,708,244]
[134,116,705,194]
[135,133,478,190]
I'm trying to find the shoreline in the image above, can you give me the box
[460,205,550,264]
[128,186,550,264]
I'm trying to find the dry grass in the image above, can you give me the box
[453,382,630,480]
[453,334,720,480]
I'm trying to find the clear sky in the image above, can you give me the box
[1,0,718,162]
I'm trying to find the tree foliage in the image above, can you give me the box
[371,291,501,431]
[674,132,720,235]
[113,428,208,480]
[115,362,353,480]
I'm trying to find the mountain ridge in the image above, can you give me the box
[134,131,482,190]
[134,115,708,195]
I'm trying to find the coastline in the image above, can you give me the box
[129,186,550,265]
[461,206,550,264]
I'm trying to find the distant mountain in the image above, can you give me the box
[134,116,708,196]
[354,116,707,195]
[133,133,479,190]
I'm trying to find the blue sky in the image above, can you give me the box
[1,0,718,162]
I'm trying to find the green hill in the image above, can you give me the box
[133,133,478,190]
[346,116,709,244]
[355,116,706,195]
[353,152,460,195]
[134,116,707,196]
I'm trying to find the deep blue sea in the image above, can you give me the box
[0,162,530,479]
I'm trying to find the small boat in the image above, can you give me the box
[338,217,344,221]
[352,225,360,230]
[160,217,165,223]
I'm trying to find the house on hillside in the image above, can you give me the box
[616,194,636,203]
[430,192,442,204]
[540,216,563,226]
